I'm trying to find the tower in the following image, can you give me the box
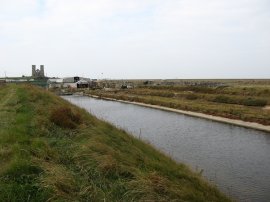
[32,65,36,77]
[40,65,45,77]
[31,65,45,78]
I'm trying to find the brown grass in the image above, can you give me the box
[50,107,82,129]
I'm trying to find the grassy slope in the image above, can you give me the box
[87,86,270,125]
[0,84,230,201]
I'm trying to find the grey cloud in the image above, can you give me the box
[0,0,269,78]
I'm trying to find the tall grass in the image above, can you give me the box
[212,95,267,107]
[0,84,230,201]
[50,107,82,129]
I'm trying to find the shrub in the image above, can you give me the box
[50,107,82,129]
[212,95,268,107]
[242,98,267,107]
[212,95,236,104]
[185,94,198,100]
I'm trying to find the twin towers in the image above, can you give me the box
[32,65,45,78]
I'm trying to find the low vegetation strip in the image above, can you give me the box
[0,84,230,201]
[86,86,270,125]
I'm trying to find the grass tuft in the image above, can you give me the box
[50,106,82,129]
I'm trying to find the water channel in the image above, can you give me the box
[64,96,270,202]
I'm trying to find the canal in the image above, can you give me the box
[64,96,270,202]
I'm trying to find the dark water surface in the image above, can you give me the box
[64,96,270,202]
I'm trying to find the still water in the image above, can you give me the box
[64,96,270,202]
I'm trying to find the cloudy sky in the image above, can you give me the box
[0,0,269,79]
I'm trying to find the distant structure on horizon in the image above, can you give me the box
[32,65,45,78]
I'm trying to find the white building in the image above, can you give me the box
[48,76,91,89]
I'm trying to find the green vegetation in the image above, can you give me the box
[87,84,270,125]
[212,95,268,107]
[0,84,229,201]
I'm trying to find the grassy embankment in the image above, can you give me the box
[86,85,270,125]
[0,84,230,201]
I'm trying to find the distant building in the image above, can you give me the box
[63,76,81,83]
[32,65,45,78]
[76,79,89,88]
[47,78,63,89]
[48,76,91,89]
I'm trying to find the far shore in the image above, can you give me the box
[86,94,270,133]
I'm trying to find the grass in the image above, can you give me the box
[0,84,230,201]
[50,107,82,129]
[212,95,268,107]
[86,84,270,125]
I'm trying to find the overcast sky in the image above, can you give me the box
[0,0,269,79]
